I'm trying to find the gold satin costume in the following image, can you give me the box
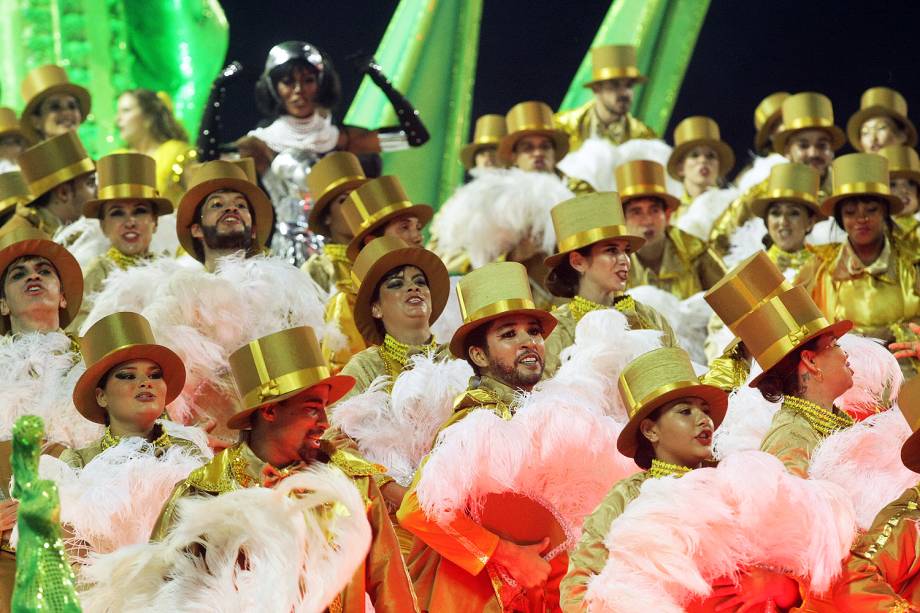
[759,396,854,478]
[628,226,727,300]
[553,101,655,152]
[765,243,815,278]
[313,243,367,373]
[151,139,197,206]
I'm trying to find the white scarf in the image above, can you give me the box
[249,111,340,154]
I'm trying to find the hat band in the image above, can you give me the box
[470,135,501,147]
[721,280,793,331]
[508,122,557,135]
[27,158,95,197]
[355,200,414,232]
[762,187,817,206]
[620,183,669,199]
[783,117,834,132]
[464,298,536,325]
[558,224,632,253]
[590,67,641,82]
[241,365,332,409]
[97,183,160,201]
[834,181,892,198]
[755,316,831,374]
[316,174,364,205]
[623,379,703,420]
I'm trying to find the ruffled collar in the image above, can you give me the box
[248,112,340,154]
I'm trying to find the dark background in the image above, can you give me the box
[219,0,920,184]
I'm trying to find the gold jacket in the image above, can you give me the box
[152,140,197,206]
[151,442,418,613]
[553,101,656,152]
[0,204,60,239]
[759,397,854,479]
[628,226,727,300]
[894,215,920,260]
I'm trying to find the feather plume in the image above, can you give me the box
[53,217,110,271]
[556,138,618,191]
[674,186,741,241]
[807,219,845,246]
[430,276,463,344]
[78,463,371,613]
[625,287,713,364]
[611,139,684,197]
[712,385,781,460]
[735,153,786,193]
[723,218,768,271]
[835,334,903,420]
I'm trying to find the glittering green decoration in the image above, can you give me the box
[11,416,81,612]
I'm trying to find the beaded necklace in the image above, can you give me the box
[571,294,636,323]
[100,424,172,452]
[105,247,149,271]
[324,242,349,264]
[783,395,854,437]
[649,458,692,479]
[379,334,437,386]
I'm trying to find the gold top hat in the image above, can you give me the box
[614,160,680,212]
[704,251,791,333]
[735,286,852,387]
[772,92,846,154]
[307,152,367,235]
[0,107,28,142]
[0,225,82,335]
[460,115,507,170]
[175,160,274,262]
[847,87,917,151]
[343,175,433,261]
[72,312,185,424]
[0,172,32,217]
[227,326,355,429]
[750,163,823,219]
[878,145,920,186]
[820,153,903,217]
[83,152,173,219]
[497,101,570,163]
[19,65,92,141]
[754,92,789,153]
[897,375,920,473]
[17,132,95,200]
[667,116,735,179]
[617,347,727,458]
[449,261,557,358]
[188,157,257,184]
[351,236,450,345]
[544,192,645,271]
[583,44,647,87]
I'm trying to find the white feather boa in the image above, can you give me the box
[430,275,463,345]
[332,354,473,486]
[674,186,741,242]
[735,153,786,194]
[807,219,846,246]
[625,287,713,365]
[557,138,683,196]
[431,168,569,269]
[585,451,856,612]
[723,218,768,272]
[78,463,371,613]
[0,332,101,447]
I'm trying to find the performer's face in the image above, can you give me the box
[0,134,27,163]
[0,256,65,325]
[191,189,255,252]
[891,177,919,217]
[569,238,633,294]
[799,334,853,399]
[784,129,834,176]
[639,397,714,469]
[677,145,720,189]
[258,388,331,465]
[624,197,669,249]
[860,116,906,153]
[380,214,423,248]
[592,78,635,117]
[115,93,146,148]
[101,200,157,256]
[277,65,319,118]
[96,359,167,433]
[322,191,355,242]
[512,136,556,173]
[33,93,83,138]
[474,147,498,169]
[766,201,814,253]
[839,197,887,248]
[51,173,98,225]
[372,265,432,333]
[469,315,545,390]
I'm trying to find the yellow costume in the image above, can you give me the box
[59,423,198,468]
[881,144,920,258]
[151,139,197,205]
[628,226,726,299]
[319,248,366,372]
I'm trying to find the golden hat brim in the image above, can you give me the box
[890,168,920,185]
[460,139,500,170]
[819,190,904,217]
[748,319,853,388]
[0,236,83,334]
[0,195,29,217]
[345,203,434,262]
[750,192,824,220]
[847,107,918,151]
[352,245,450,346]
[497,129,570,163]
[773,124,847,155]
[583,73,648,88]
[226,375,355,430]
[20,83,92,142]
[477,491,568,551]
[543,231,645,270]
[83,196,173,220]
[72,343,186,424]
[754,112,784,154]
[307,177,367,235]
[620,189,681,214]
[616,382,728,458]
[667,139,735,180]
[449,308,557,359]
[176,177,274,262]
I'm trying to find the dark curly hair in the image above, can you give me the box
[831,195,893,232]
[754,336,821,403]
[545,246,593,298]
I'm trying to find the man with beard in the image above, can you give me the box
[176,160,273,272]
[554,44,655,153]
[709,92,846,255]
[397,261,561,612]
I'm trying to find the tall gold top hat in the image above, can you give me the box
[19,65,92,141]
[17,132,95,200]
[0,107,28,142]
[83,152,173,219]
[227,325,355,429]
[449,261,557,358]
[175,160,273,262]
[897,375,920,473]
[351,236,450,345]
[754,92,789,153]
[342,175,433,261]
[584,44,647,87]
[750,163,823,219]
[614,160,680,212]
[0,172,32,217]
[617,346,727,458]
[820,153,902,217]
[772,92,846,154]
[72,312,185,424]
[306,151,367,235]
[847,87,917,151]
[704,251,791,334]
[544,192,645,272]
[878,145,920,186]
[734,285,852,387]
[497,101,570,162]
[460,114,507,170]
[0,225,82,335]
[667,116,735,180]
